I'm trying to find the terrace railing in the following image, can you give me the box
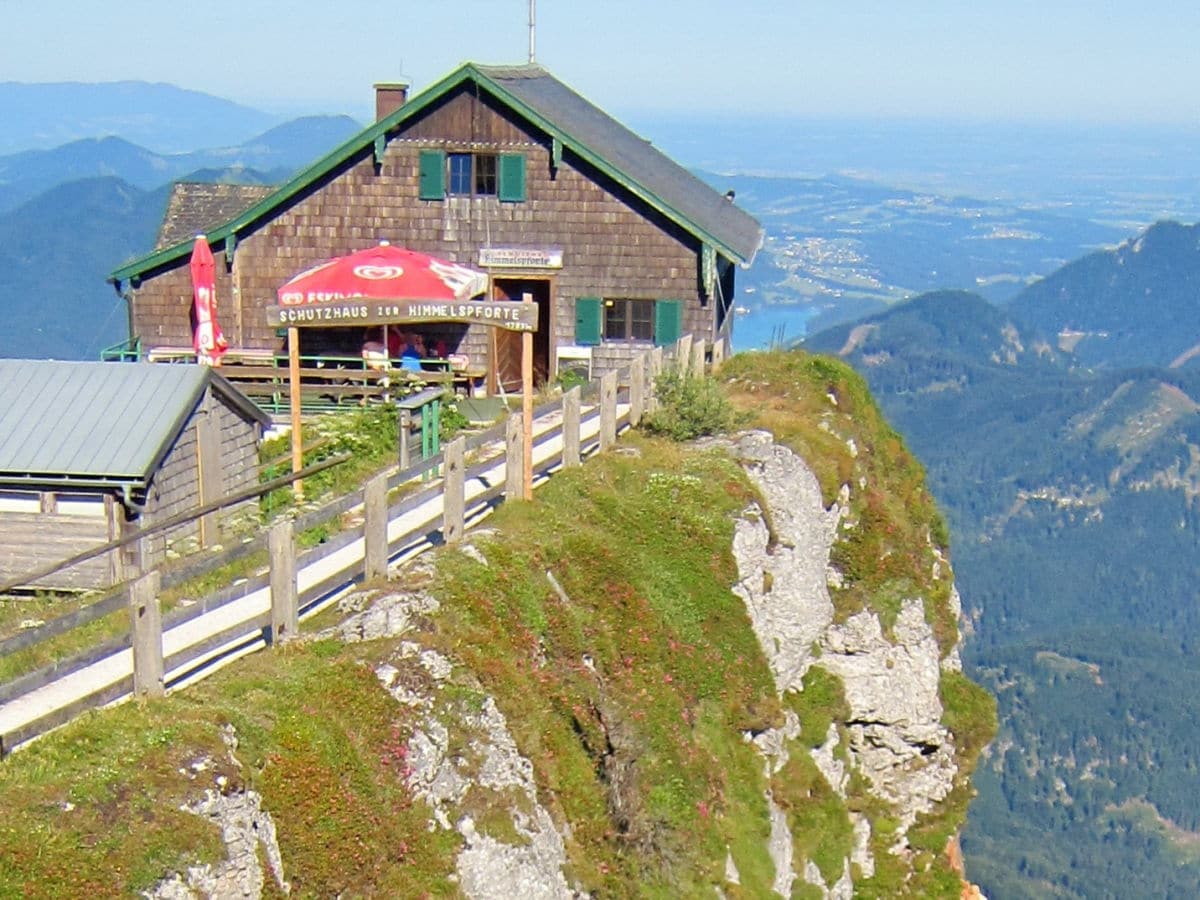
[0,336,715,754]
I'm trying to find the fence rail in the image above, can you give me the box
[0,337,713,755]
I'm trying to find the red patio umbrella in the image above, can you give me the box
[190,234,227,364]
[277,241,488,306]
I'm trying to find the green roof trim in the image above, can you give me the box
[109,62,760,285]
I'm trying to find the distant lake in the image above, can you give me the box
[730,305,817,353]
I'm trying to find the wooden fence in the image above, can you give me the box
[0,336,716,753]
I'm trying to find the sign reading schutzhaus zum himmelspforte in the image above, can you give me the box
[268,299,539,331]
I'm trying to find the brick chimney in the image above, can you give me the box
[374,81,410,121]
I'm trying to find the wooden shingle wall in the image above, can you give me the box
[129,86,708,366]
[142,406,201,564]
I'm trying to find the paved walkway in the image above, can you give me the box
[0,401,619,751]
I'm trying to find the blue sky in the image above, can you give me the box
[3,0,1198,124]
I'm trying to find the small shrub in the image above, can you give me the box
[644,371,738,441]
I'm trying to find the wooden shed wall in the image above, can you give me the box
[129,86,710,365]
[0,501,115,591]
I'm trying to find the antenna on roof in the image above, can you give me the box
[528,0,536,63]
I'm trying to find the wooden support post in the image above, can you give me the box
[505,413,523,502]
[129,570,164,698]
[691,337,706,378]
[39,492,57,514]
[269,520,298,644]
[630,354,645,427]
[195,390,221,548]
[522,330,534,501]
[676,334,693,374]
[600,370,617,451]
[105,494,123,585]
[649,347,663,413]
[287,327,304,500]
[443,437,466,544]
[119,510,143,581]
[562,385,581,468]
[364,473,388,582]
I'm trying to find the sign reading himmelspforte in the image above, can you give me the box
[478,247,563,269]
[268,299,539,332]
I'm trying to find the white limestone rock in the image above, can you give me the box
[819,599,957,830]
[144,789,288,899]
[725,431,844,692]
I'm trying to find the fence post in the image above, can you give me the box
[398,409,412,470]
[563,386,581,468]
[129,570,164,698]
[269,520,298,645]
[630,354,645,426]
[443,437,466,544]
[195,391,222,549]
[711,335,726,369]
[364,473,388,581]
[676,334,693,374]
[648,347,663,413]
[505,414,523,502]
[691,337,706,378]
[600,370,618,451]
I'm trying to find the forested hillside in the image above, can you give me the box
[1009,220,1200,369]
[807,286,1200,898]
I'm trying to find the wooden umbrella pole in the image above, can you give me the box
[522,330,533,500]
[288,326,304,500]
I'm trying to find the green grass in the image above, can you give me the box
[786,665,851,749]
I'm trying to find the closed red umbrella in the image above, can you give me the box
[190,234,227,364]
[277,241,487,306]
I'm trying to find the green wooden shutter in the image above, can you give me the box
[575,297,602,345]
[498,153,526,202]
[654,299,683,346]
[419,150,445,200]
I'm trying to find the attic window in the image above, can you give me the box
[448,153,497,196]
[420,150,525,201]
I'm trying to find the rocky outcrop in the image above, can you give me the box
[725,430,963,895]
[145,728,288,899]
[821,600,956,832]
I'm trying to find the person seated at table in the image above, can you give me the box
[399,332,426,372]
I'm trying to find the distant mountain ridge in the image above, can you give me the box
[1008,220,1200,369]
[0,115,362,213]
[0,81,280,154]
[0,112,367,360]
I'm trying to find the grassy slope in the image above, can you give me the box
[0,351,994,897]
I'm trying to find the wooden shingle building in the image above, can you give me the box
[109,62,762,387]
[0,361,268,590]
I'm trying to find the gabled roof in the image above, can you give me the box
[155,182,275,250]
[110,62,763,285]
[0,361,268,491]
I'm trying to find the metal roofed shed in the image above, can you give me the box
[0,361,269,590]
